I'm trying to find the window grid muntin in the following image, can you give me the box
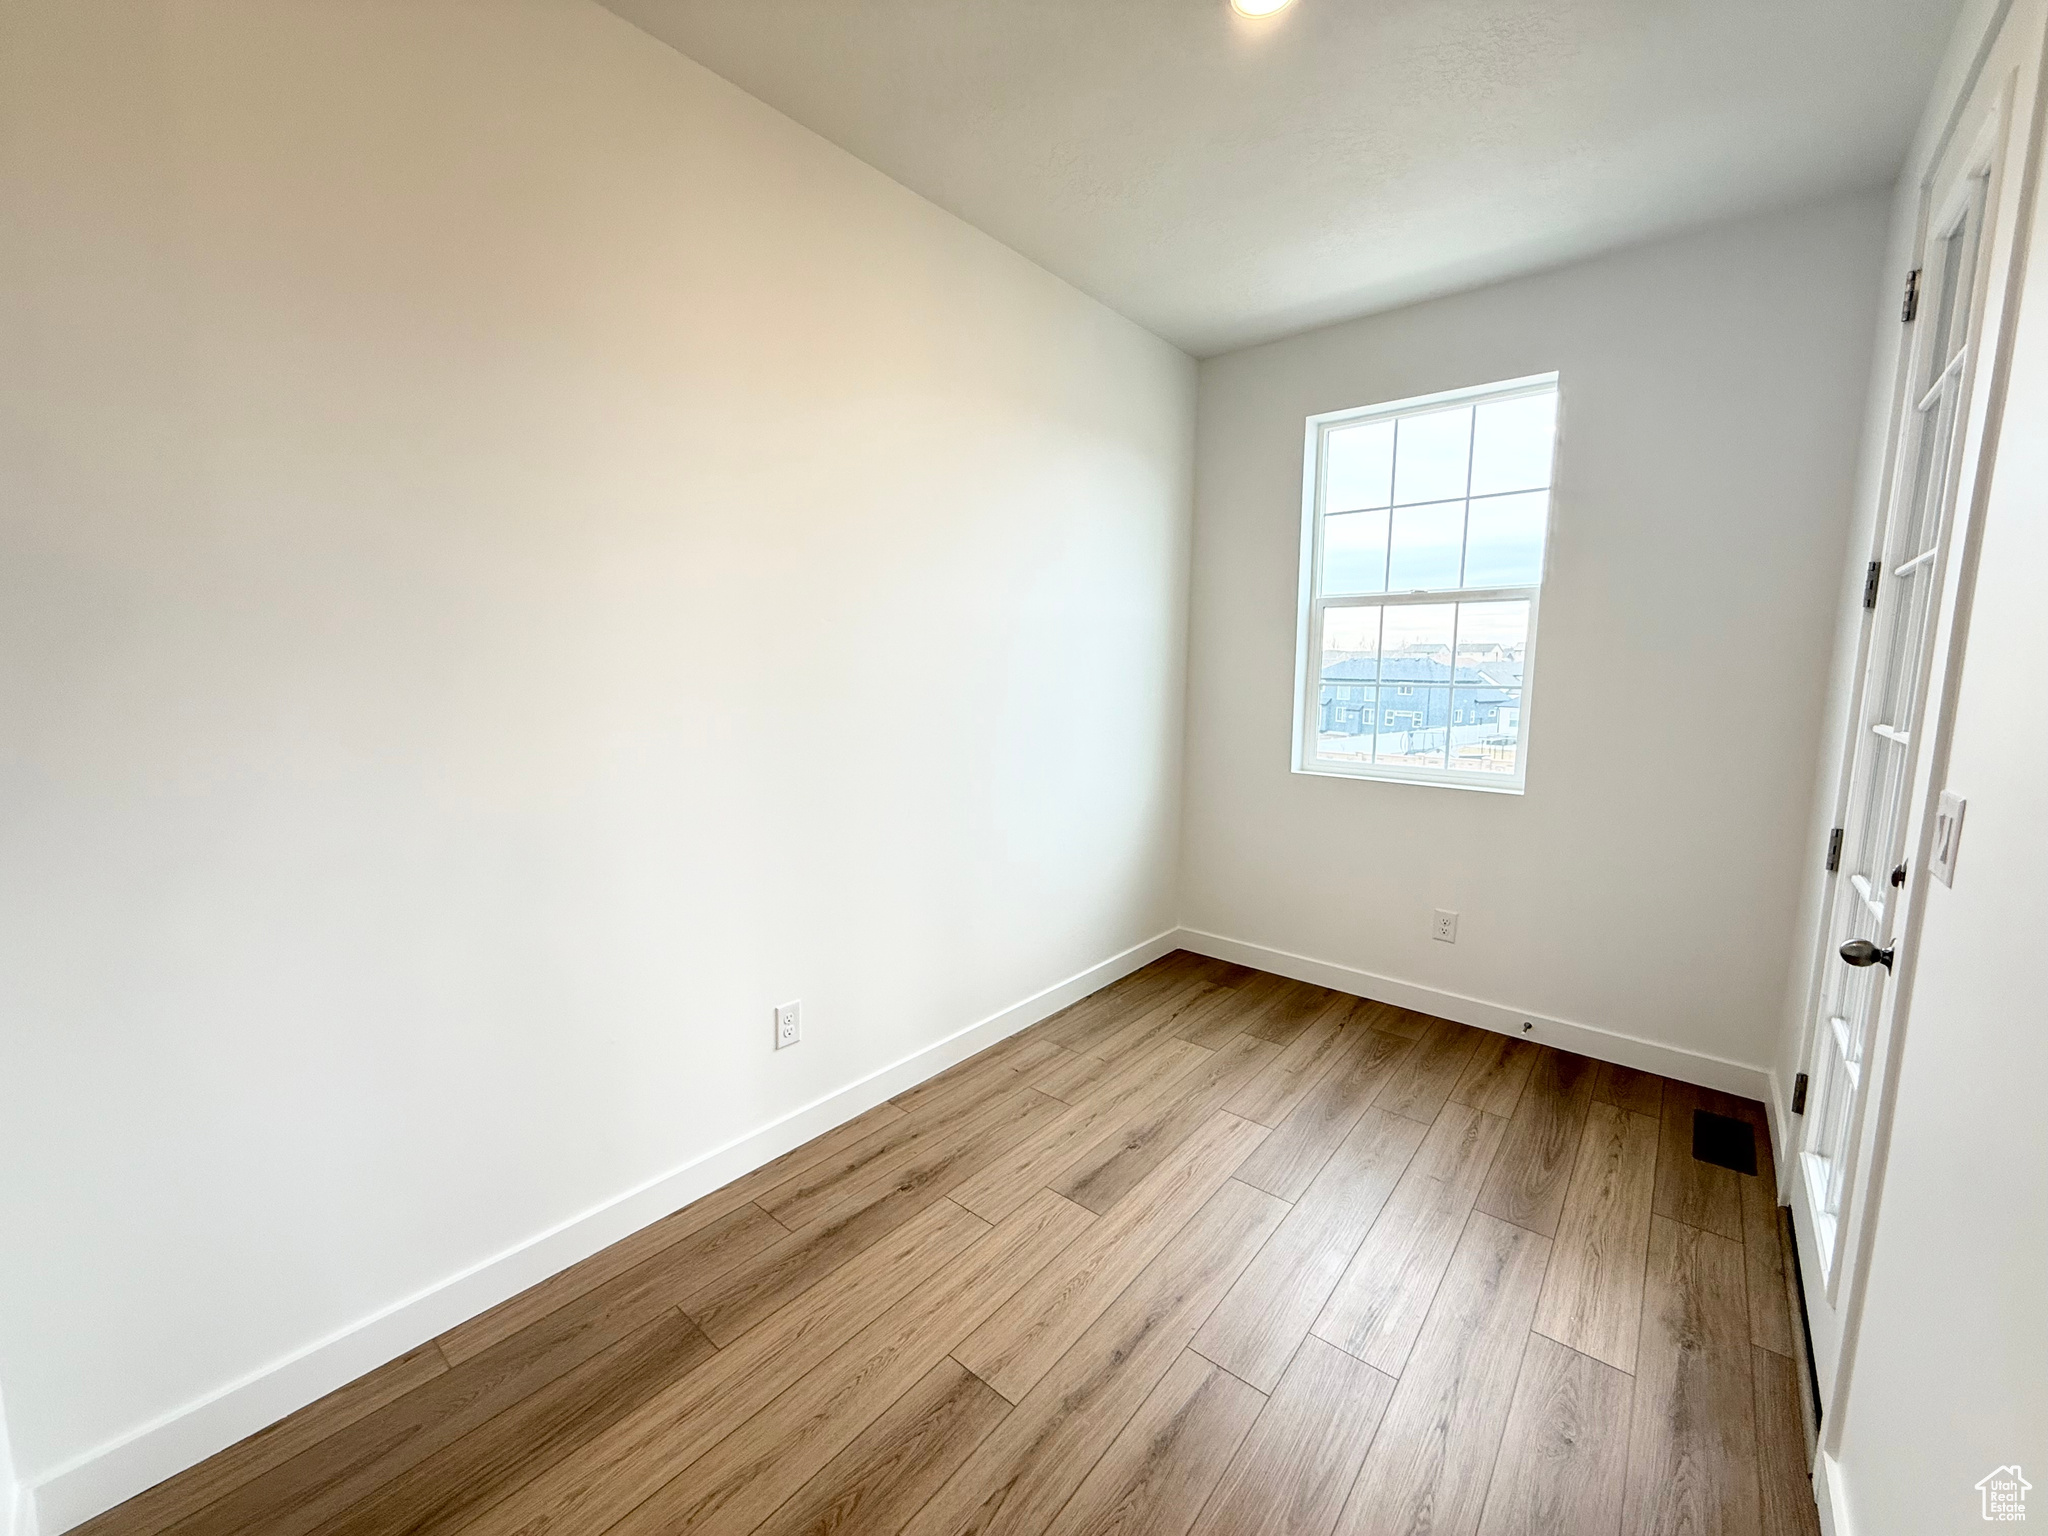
[1309,590,1538,770]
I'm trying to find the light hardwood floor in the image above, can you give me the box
[79,953,1819,1536]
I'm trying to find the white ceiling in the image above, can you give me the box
[602,0,1961,356]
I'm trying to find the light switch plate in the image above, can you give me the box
[1930,790,1965,887]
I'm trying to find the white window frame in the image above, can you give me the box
[1292,372,1559,793]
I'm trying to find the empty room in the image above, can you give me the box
[3,1,2043,1534]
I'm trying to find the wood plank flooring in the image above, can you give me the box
[79,952,1818,1536]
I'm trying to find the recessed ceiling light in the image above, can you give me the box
[1232,0,1295,15]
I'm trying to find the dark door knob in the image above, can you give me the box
[1840,938,1894,970]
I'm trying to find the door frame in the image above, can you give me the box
[1785,0,2048,1451]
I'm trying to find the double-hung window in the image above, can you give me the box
[1294,372,1559,791]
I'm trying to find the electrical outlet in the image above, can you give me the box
[774,1000,801,1050]
[1433,909,1459,944]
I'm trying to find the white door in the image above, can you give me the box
[1789,5,2047,1411]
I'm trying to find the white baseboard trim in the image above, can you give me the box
[29,928,1179,1535]
[1174,928,1773,1102]
[1766,1069,1796,1202]
[3,1469,31,1536]
[1,1392,29,1536]
[1814,1448,1851,1536]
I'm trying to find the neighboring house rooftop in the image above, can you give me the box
[1322,656,1525,689]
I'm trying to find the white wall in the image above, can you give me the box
[1769,0,2013,1125]
[1181,196,1888,1082]
[1825,188,2048,1525]
[0,0,1193,1516]
[1795,0,2048,1527]
[1828,256,2048,1518]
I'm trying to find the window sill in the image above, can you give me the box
[1292,761,1526,794]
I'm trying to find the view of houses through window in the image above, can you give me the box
[1296,375,1558,788]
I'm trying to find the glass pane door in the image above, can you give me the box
[1800,190,1984,1270]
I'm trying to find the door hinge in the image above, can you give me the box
[1863,560,1881,610]
[1826,827,1844,872]
[1792,1072,1809,1114]
[1902,267,1920,323]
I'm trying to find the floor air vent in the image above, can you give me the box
[1692,1109,1758,1175]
